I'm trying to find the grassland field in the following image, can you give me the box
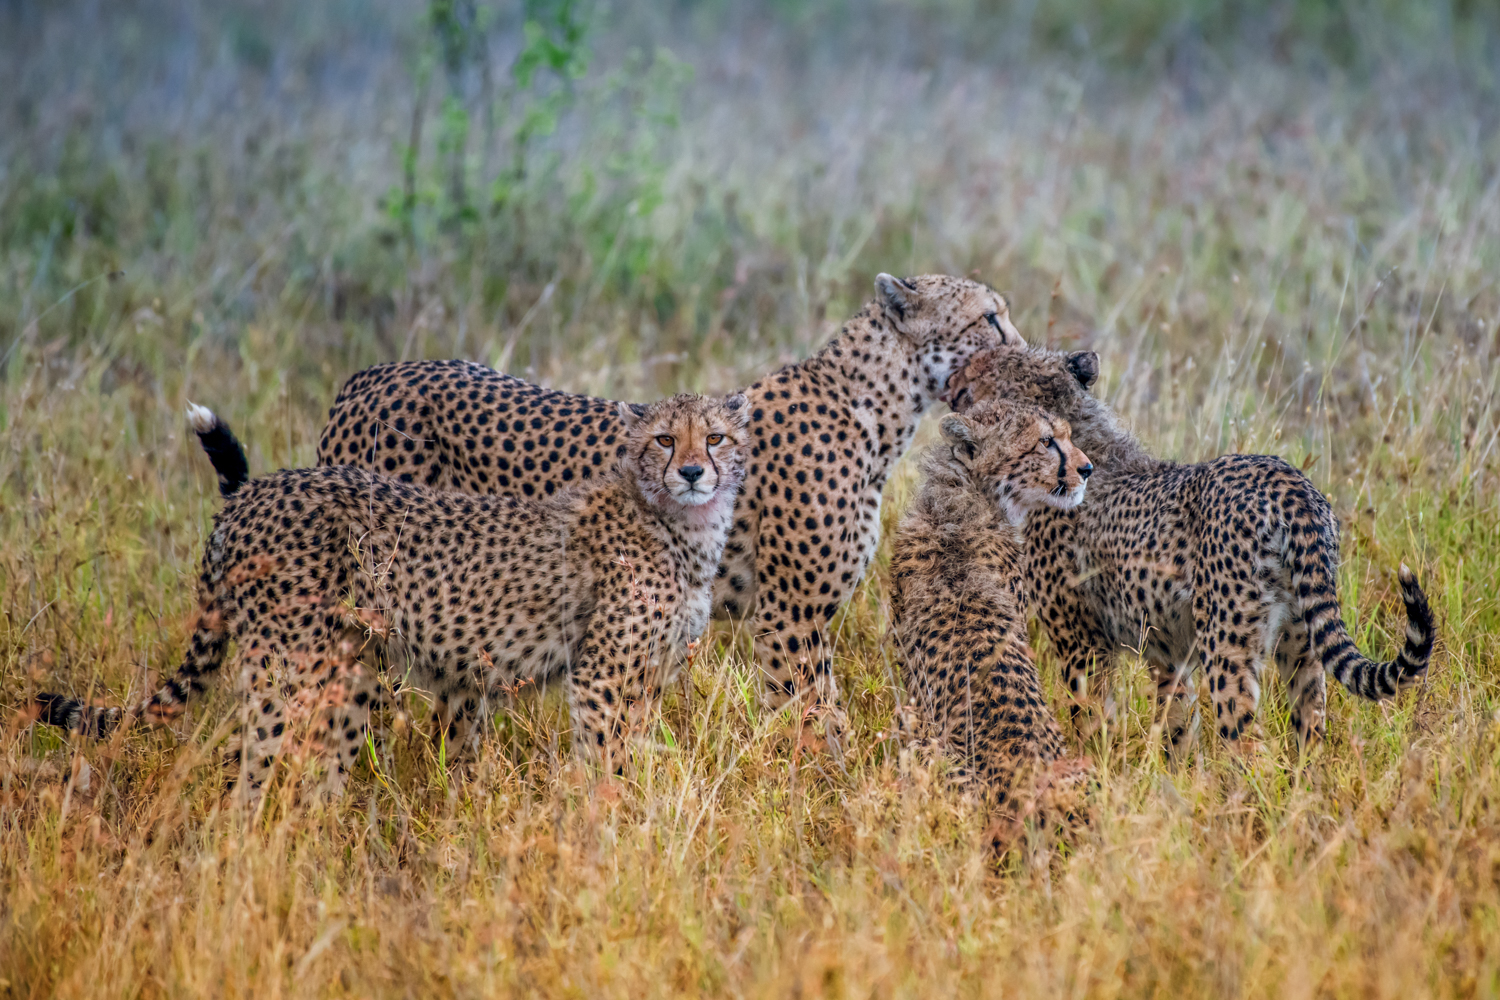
[2,1,1500,996]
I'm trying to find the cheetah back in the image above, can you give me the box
[319,360,627,497]
[318,275,1024,730]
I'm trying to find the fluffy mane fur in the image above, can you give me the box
[946,346,1155,477]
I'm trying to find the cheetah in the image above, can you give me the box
[36,392,750,796]
[313,274,1024,738]
[890,398,1094,815]
[944,345,1436,757]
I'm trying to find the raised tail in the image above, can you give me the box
[35,407,244,739]
[186,402,250,497]
[1300,549,1435,699]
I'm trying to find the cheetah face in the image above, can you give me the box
[873,273,1026,400]
[939,399,1093,526]
[618,393,751,509]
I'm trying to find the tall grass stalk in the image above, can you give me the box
[2,2,1498,995]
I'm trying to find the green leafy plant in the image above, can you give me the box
[384,0,595,245]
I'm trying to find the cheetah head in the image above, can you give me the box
[937,399,1093,525]
[944,345,1100,420]
[618,393,751,510]
[873,273,1025,401]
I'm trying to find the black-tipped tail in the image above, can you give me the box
[34,692,125,738]
[1313,564,1435,700]
[186,402,250,497]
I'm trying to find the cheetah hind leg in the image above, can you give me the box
[1056,639,1117,744]
[432,684,490,767]
[1148,656,1200,763]
[1274,618,1326,756]
[312,628,383,799]
[1191,589,1272,756]
[231,617,378,805]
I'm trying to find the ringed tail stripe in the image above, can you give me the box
[1293,508,1435,702]
[32,408,249,740]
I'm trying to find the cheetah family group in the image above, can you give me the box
[37,272,1435,828]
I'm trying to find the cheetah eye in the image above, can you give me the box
[656,435,674,448]
[1039,437,1054,451]
[707,433,724,446]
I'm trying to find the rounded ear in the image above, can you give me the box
[1066,351,1100,389]
[723,392,750,428]
[875,272,915,319]
[616,401,649,430]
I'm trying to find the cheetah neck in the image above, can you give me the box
[800,303,930,484]
[920,470,1021,538]
[909,478,1024,584]
[628,480,738,593]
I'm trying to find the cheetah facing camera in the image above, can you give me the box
[945,346,1436,757]
[36,392,750,798]
[314,274,1024,741]
[891,398,1094,825]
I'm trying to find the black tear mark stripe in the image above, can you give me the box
[1048,438,1067,491]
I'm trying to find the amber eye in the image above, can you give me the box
[1039,437,1054,450]
[656,435,674,448]
[707,433,724,446]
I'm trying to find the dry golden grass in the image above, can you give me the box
[3,3,1499,996]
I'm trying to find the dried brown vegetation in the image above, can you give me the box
[2,1,1499,996]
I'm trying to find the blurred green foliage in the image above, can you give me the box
[743,0,1499,76]
[0,0,1495,398]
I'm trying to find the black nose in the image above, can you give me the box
[1078,463,1093,480]
[679,465,704,484]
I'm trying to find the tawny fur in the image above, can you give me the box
[945,346,1436,757]
[313,274,1024,740]
[37,393,750,798]
[890,399,1093,820]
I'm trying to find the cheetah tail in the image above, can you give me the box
[33,691,128,738]
[186,402,250,497]
[33,596,233,741]
[1302,561,1435,700]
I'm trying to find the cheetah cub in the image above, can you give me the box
[946,346,1436,758]
[890,399,1094,819]
[36,393,749,797]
